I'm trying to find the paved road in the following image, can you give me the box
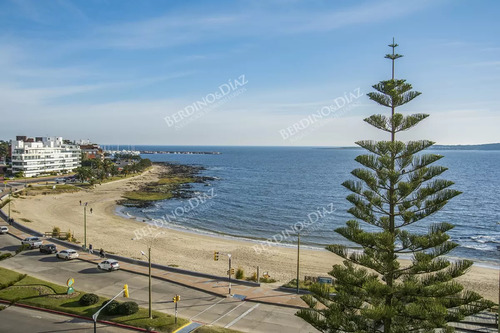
[0,233,318,333]
[0,305,135,332]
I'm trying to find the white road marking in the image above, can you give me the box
[190,297,225,320]
[224,303,260,328]
[210,301,247,325]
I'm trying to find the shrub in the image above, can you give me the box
[65,230,76,242]
[52,226,61,237]
[235,267,245,280]
[260,277,277,283]
[0,253,12,261]
[118,301,139,315]
[102,300,120,315]
[247,272,258,282]
[79,293,99,306]
[16,244,30,254]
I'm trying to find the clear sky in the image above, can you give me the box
[1,0,499,146]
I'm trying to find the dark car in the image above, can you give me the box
[39,243,57,254]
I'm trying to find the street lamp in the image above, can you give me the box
[227,253,232,296]
[141,248,152,319]
[8,187,12,223]
[296,231,300,294]
[83,205,87,250]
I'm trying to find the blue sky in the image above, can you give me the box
[1,0,499,146]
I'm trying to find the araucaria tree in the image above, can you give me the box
[297,41,493,332]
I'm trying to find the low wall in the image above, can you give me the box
[47,237,261,287]
[0,191,260,287]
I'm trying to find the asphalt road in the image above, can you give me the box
[0,305,135,332]
[0,233,319,333]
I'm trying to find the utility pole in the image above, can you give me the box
[296,231,300,294]
[141,247,153,319]
[148,246,152,319]
[83,205,87,249]
[8,187,12,221]
[93,285,129,333]
[228,253,232,296]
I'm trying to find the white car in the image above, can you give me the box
[56,249,79,260]
[97,259,120,271]
[21,237,43,248]
[0,226,8,234]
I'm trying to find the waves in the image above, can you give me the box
[118,146,500,265]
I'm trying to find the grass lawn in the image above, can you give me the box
[157,176,195,185]
[0,269,23,286]
[0,267,188,332]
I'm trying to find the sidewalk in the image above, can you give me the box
[5,223,308,309]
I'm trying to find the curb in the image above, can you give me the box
[0,300,160,332]
[3,228,308,310]
[172,321,193,333]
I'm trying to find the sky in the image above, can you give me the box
[0,0,499,146]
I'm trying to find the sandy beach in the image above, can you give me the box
[6,164,498,303]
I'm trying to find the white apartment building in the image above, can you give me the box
[11,136,81,177]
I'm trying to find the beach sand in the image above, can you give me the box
[8,165,498,303]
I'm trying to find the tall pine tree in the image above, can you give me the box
[297,40,493,333]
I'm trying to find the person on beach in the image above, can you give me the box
[89,244,93,254]
[99,248,105,258]
[90,208,93,214]
[79,200,81,206]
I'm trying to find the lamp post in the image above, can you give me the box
[228,253,232,296]
[83,205,87,250]
[8,187,12,222]
[296,231,300,294]
[141,248,152,319]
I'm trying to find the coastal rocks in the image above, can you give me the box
[118,162,216,207]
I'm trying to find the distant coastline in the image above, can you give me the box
[319,143,500,151]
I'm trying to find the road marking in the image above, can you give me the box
[190,297,225,320]
[210,301,247,325]
[224,303,260,328]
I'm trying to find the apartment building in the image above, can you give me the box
[11,136,81,177]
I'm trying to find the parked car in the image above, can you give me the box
[97,259,120,271]
[56,249,79,260]
[21,237,43,248]
[54,178,66,184]
[39,243,57,254]
[0,226,8,234]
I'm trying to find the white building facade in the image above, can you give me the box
[11,136,81,177]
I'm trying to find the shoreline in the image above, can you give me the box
[5,164,498,302]
[117,201,500,270]
[122,207,500,271]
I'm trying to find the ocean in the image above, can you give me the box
[118,146,500,265]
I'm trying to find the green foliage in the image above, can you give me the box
[247,272,258,282]
[0,253,12,261]
[0,267,187,331]
[122,191,172,201]
[235,267,245,280]
[65,230,75,242]
[0,271,26,290]
[79,293,99,306]
[259,277,276,283]
[16,244,30,254]
[118,301,139,315]
[102,300,120,315]
[52,226,61,237]
[0,141,8,159]
[297,41,493,333]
